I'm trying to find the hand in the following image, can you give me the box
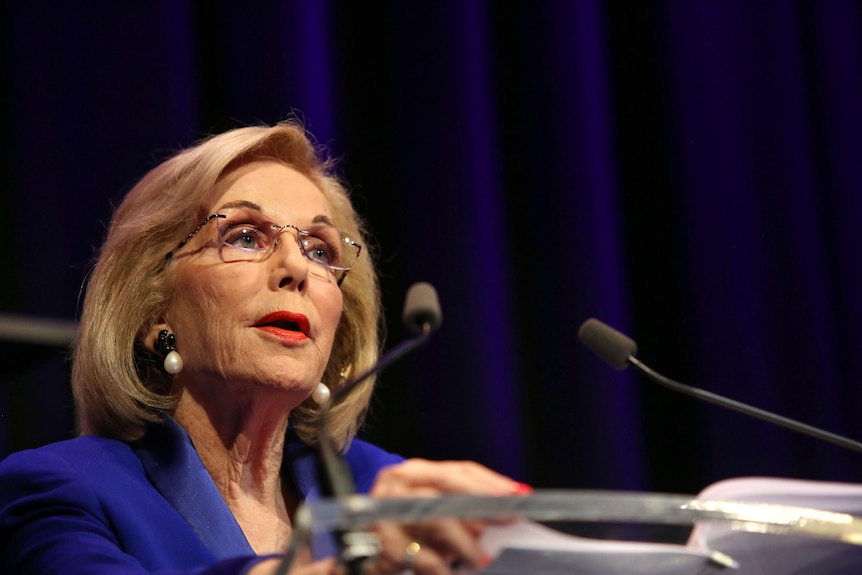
[362,459,530,574]
[250,556,341,575]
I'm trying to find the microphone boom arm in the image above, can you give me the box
[318,325,434,498]
[628,356,862,454]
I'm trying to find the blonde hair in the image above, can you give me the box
[72,121,381,449]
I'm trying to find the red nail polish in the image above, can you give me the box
[508,481,533,495]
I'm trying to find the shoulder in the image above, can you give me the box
[0,435,144,511]
[343,437,404,493]
[0,436,148,547]
[0,435,141,482]
[0,434,246,571]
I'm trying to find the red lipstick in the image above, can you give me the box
[254,311,310,342]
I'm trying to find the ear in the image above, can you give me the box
[142,321,172,354]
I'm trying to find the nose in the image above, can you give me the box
[269,225,310,291]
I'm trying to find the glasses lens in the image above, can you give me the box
[300,227,360,271]
[216,209,273,262]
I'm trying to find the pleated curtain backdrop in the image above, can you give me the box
[3,1,861,497]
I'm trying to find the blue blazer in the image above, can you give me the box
[0,417,403,574]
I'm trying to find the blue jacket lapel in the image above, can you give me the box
[131,417,254,560]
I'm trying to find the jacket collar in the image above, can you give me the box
[130,416,323,560]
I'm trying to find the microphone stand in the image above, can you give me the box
[277,283,442,575]
[318,325,434,496]
[317,326,435,574]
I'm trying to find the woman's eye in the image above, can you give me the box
[224,226,268,250]
[303,236,338,266]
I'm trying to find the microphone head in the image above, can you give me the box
[402,282,443,334]
[577,318,637,370]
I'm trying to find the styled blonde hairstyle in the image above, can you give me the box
[72,121,381,449]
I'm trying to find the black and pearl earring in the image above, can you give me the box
[155,329,183,375]
[312,382,331,405]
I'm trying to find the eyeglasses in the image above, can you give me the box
[163,207,362,285]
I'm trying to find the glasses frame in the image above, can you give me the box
[163,213,361,286]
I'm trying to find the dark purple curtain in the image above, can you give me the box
[3,1,861,499]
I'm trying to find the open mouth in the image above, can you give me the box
[254,312,310,339]
[263,318,302,332]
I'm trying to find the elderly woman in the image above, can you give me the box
[0,122,526,575]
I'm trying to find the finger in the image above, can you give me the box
[405,518,488,570]
[371,459,527,496]
[248,557,340,575]
[368,521,450,575]
[304,558,341,575]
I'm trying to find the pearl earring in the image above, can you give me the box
[155,329,184,375]
[312,382,331,405]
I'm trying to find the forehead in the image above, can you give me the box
[208,160,332,220]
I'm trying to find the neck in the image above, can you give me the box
[173,386,301,553]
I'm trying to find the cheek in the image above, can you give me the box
[172,270,220,319]
[320,288,344,338]
[166,266,254,352]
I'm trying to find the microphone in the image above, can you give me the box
[578,317,862,454]
[402,281,443,334]
[316,282,443,572]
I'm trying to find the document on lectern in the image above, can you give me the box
[466,519,735,575]
[686,477,862,575]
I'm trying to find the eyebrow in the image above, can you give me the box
[215,200,336,227]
